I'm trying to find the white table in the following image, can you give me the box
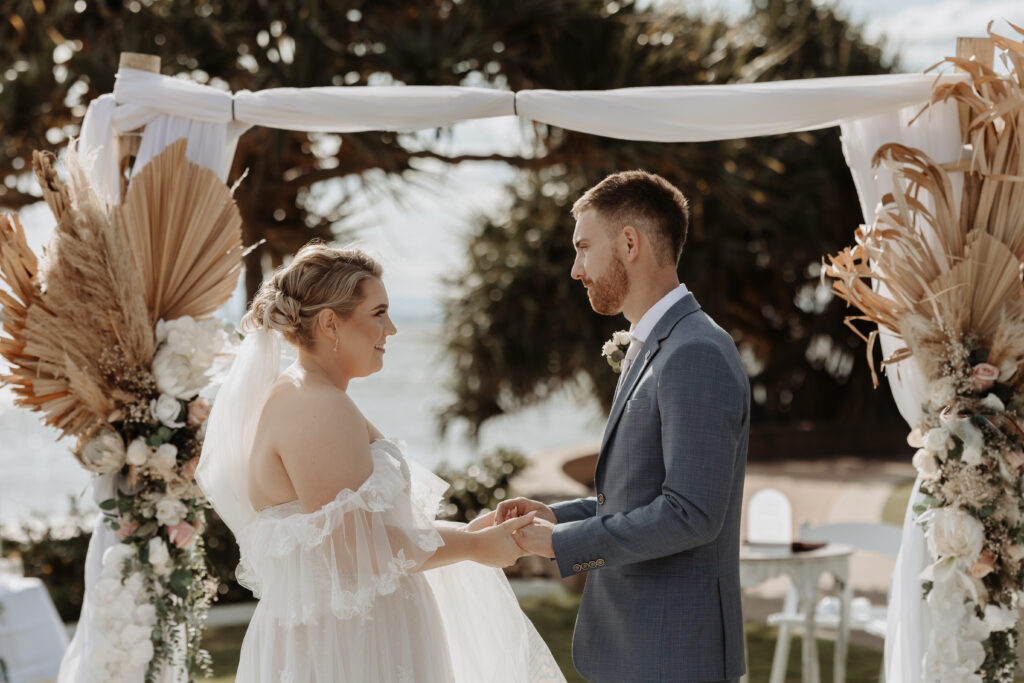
[0,575,69,683]
[739,544,854,683]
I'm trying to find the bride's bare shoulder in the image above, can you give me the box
[259,372,373,512]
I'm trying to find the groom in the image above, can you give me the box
[498,171,749,682]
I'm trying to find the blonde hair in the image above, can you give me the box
[242,242,383,348]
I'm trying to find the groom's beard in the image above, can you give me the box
[585,255,629,315]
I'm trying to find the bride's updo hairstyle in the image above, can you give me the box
[242,242,382,348]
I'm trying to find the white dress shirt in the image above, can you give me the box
[629,283,690,343]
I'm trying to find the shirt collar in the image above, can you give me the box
[629,284,689,343]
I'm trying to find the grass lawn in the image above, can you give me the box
[881,479,916,526]
[202,593,884,682]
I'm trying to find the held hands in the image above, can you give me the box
[495,497,556,525]
[495,497,556,559]
[471,512,537,568]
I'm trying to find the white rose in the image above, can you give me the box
[912,448,940,478]
[109,591,136,623]
[123,572,145,598]
[984,603,1019,633]
[980,393,1005,412]
[102,543,135,576]
[152,348,204,400]
[152,443,178,476]
[120,624,150,650]
[134,603,157,626]
[924,428,951,455]
[612,330,632,347]
[127,637,154,669]
[150,393,185,428]
[95,577,122,601]
[147,537,171,573]
[928,508,985,561]
[601,339,619,356]
[126,437,152,467]
[155,497,187,527]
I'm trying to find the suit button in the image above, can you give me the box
[597,493,605,505]
[572,563,582,572]
[596,558,605,567]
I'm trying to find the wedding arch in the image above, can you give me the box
[0,31,1013,682]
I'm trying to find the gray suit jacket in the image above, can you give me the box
[551,293,749,683]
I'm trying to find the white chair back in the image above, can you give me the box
[747,488,793,545]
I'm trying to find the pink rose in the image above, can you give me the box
[182,456,200,481]
[117,518,140,540]
[187,398,212,427]
[167,520,197,548]
[971,549,998,578]
[972,363,999,391]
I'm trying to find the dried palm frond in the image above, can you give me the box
[0,139,243,438]
[824,24,1024,388]
[116,139,244,321]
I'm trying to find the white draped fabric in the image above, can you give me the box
[56,62,968,681]
[89,68,966,148]
[516,74,958,142]
[839,100,962,683]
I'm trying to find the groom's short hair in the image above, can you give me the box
[572,171,689,267]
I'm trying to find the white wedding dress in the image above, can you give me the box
[197,329,564,683]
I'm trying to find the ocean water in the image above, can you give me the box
[0,318,606,523]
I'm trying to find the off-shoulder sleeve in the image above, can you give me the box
[235,441,444,626]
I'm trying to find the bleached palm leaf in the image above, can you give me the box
[825,24,1024,387]
[116,139,243,321]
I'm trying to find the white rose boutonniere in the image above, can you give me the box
[602,330,632,373]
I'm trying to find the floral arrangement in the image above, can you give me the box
[84,316,234,682]
[0,139,243,681]
[823,26,1024,683]
[601,330,632,373]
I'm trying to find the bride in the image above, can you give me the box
[197,243,564,682]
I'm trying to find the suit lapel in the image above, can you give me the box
[596,294,702,465]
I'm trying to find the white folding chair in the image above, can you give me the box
[766,521,901,683]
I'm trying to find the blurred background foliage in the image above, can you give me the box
[0,0,904,438]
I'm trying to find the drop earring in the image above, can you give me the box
[333,336,339,353]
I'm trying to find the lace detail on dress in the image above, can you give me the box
[236,439,444,626]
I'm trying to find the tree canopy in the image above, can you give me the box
[0,0,905,434]
[439,0,905,433]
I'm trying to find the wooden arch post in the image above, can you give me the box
[116,51,160,200]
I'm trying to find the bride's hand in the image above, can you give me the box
[465,509,496,532]
[471,512,536,568]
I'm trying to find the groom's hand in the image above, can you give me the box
[496,497,556,525]
[512,518,556,558]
